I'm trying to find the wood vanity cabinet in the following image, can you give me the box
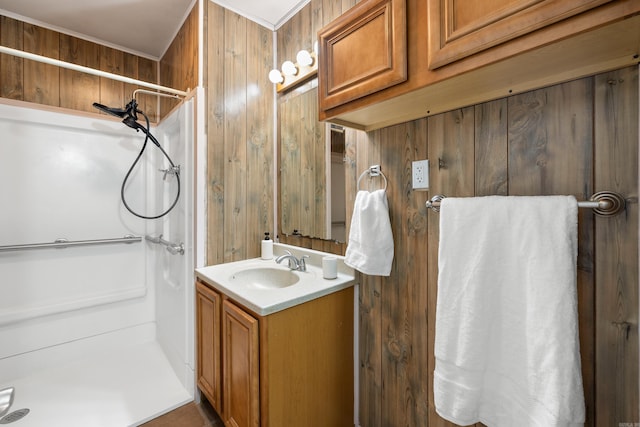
[195,279,354,427]
[196,281,222,411]
[317,0,640,130]
[222,299,259,427]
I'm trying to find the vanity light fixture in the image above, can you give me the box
[296,50,313,67]
[269,48,318,93]
[281,60,298,76]
[268,69,284,84]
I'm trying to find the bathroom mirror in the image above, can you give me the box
[279,88,346,242]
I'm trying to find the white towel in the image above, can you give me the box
[434,195,585,427]
[344,189,394,276]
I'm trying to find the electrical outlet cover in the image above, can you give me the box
[412,159,429,191]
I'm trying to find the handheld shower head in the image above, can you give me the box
[92,102,128,118]
[122,114,142,130]
[93,99,141,130]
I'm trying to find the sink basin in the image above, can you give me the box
[229,267,300,289]
[195,246,355,315]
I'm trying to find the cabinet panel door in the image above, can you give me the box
[427,0,612,69]
[318,0,407,111]
[196,281,222,412]
[223,300,259,427]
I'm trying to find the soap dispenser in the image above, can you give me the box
[261,232,273,260]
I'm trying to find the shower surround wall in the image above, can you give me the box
[0,5,198,425]
[0,100,195,425]
[0,103,152,344]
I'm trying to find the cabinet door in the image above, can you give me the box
[318,0,407,111]
[222,300,259,427]
[427,0,612,69]
[196,281,222,412]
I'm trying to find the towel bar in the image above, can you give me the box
[426,191,626,217]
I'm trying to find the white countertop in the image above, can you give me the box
[195,243,355,316]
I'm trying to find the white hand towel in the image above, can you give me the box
[434,195,585,427]
[344,189,394,276]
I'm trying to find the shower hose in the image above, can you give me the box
[122,110,180,220]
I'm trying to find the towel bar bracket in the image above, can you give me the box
[589,191,626,217]
[426,191,626,217]
[370,165,383,177]
[357,165,388,191]
[425,194,446,213]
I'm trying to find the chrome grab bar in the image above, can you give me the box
[145,234,184,255]
[0,235,141,252]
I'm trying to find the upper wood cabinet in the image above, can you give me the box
[427,0,612,69]
[317,0,640,130]
[318,0,407,111]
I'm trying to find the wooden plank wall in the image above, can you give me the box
[276,0,360,256]
[349,67,638,426]
[159,5,199,117]
[277,0,360,64]
[204,2,274,265]
[279,88,327,239]
[0,16,159,121]
[275,5,637,424]
[280,90,303,236]
[593,68,639,425]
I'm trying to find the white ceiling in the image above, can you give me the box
[0,0,308,59]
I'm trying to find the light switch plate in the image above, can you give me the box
[412,160,429,191]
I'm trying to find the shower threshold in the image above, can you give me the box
[1,341,191,427]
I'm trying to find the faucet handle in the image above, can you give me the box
[299,255,310,272]
[281,250,295,268]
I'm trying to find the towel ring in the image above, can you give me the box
[357,165,388,191]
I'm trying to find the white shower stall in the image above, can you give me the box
[0,98,196,426]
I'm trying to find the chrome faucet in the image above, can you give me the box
[275,251,309,272]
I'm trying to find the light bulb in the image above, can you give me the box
[296,50,313,67]
[281,60,297,76]
[268,69,284,84]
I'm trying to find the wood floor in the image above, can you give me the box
[141,398,223,427]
